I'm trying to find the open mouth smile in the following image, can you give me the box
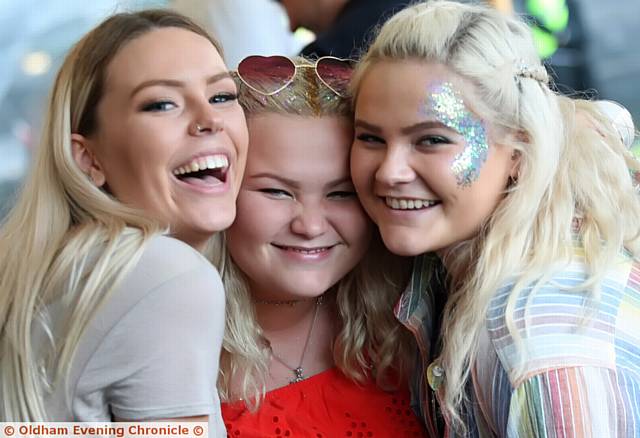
[172,154,229,186]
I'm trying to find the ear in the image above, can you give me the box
[71,133,106,187]
[509,149,521,180]
[505,129,526,182]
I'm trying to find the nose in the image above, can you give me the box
[290,201,328,239]
[189,101,224,136]
[375,145,416,186]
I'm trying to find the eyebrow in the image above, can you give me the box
[251,173,300,189]
[354,119,452,135]
[250,173,353,189]
[130,71,233,97]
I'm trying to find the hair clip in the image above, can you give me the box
[514,60,549,86]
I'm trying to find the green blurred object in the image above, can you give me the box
[527,0,569,31]
[531,26,558,59]
[632,141,640,158]
[526,0,569,59]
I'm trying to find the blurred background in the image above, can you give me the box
[0,0,639,219]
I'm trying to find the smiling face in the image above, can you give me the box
[78,27,248,249]
[351,60,516,256]
[226,114,371,301]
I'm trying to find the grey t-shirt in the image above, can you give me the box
[41,235,226,436]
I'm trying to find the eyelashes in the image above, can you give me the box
[355,133,385,145]
[355,132,453,148]
[141,100,176,112]
[140,93,238,112]
[209,92,238,104]
[257,188,357,200]
[416,135,452,146]
[258,188,292,199]
[327,190,357,199]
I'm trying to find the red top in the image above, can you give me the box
[221,367,427,438]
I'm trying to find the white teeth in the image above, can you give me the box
[385,197,437,210]
[173,154,229,176]
[286,246,329,254]
[214,156,227,169]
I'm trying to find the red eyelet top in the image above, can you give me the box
[221,367,427,438]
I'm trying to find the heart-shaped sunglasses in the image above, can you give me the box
[236,55,354,97]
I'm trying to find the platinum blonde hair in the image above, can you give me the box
[212,57,413,406]
[351,0,640,430]
[0,10,222,420]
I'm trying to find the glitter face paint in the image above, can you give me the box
[423,81,489,187]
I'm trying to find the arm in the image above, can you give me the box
[506,366,636,438]
[80,260,226,434]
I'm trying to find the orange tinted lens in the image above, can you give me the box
[316,58,353,96]
[237,55,296,95]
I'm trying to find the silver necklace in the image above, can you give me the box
[254,297,313,307]
[268,295,323,384]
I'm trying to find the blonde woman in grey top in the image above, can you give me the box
[0,10,248,436]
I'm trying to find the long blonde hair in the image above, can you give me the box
[0,10,222,420]
[212,57,413,406]
[351,0,640,430]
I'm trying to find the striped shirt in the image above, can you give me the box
[395,248,640,437]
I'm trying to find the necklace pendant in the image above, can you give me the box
[290,367,305,383]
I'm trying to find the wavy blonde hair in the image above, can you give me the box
[351,0,640,431]
[0,10,222,420]
[211,57,413,406]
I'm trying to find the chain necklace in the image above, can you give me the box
[254,297,314,307]
[268,295,323,384]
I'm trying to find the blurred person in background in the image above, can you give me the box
[172,0,301,67]
[514,0,640,128]
[278,0,411,59]
[278,0,514,59]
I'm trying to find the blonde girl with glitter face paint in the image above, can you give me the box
[211,55,427,437]
[350,1,640,437]
[0,10,248,434]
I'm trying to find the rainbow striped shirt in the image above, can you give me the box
[395,249,640,437]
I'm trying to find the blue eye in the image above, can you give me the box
[141,100,177,112]
[210,93,238,104]
[259,188,293,199]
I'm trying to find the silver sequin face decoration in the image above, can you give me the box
[422,81,489,187]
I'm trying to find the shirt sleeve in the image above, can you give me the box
[506,365,639,437]
[79,261,225,423]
